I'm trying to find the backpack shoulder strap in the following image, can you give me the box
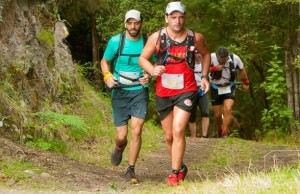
[186,29,196,69]
[155,28,169,65]
[111,31,126,62]
[111,31,126,74]
[230,53,234,64]
[229,53,235,69]
[117,32,147,56]
[228,53,237,82]
[155,28,164,45]
[187,29,195,47]
[142,34,148,46]
[116,31,126,58]
[156,28,168,50]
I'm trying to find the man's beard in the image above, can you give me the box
[127,28,140,37]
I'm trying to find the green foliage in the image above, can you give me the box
[24,111,88,152]
[96,0,166,51]
[53,6,64,23]
[36,29,54,51]
[0,81,20,102]
[185,0,299,139]
[273,0,299,4]
[0,81,26,140]
[294,55,300,70]
[26,137,67,152]
[33,111,88,132]
[77,62,97,83]
[260,46,292,135]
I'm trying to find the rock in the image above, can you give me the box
[40,172,51,178]
[23,169,35,177]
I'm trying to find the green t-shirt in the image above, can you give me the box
[103,33,155,90]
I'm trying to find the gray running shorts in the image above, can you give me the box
[112,88,149,126]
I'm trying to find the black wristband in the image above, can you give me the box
[201,75,209,80]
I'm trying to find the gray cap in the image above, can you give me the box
[124,9,142,22]
[166,1,186,14]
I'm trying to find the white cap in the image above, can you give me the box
[124,9,142,22]
[166,1,186,15]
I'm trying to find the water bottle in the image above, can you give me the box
[198,88,204,96]
[187,46,195,67]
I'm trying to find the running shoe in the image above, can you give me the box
[167,173,179,186]
[178,164,188,181]
[125,167,138,184]
[219,128,228,138]
[111,141,127,166]
[221,129,228,138]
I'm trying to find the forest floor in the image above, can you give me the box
[0,136,299,194]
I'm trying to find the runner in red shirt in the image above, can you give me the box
[139,1,210,186]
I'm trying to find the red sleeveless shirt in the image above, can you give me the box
[156,30,197,97]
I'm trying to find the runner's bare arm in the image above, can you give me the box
[139,31,165,77]
[240,68,250,91]
[100,58,118,88]
[139,70,151,85]
[100,58,111,74]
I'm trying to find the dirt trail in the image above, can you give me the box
[0,137,298,193]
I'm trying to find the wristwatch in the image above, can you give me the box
[201,75,209,80]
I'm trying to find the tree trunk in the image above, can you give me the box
[91,13,103,90]
[286,51,294,116]
[296,1,300,123]
[285,2,300,132]
[293,70,299,121]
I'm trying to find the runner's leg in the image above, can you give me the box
[171,106,190,171]
[128,117,144,165]
[212,105,223,136]
[222,99,234,135]
[161,111,174,156]
[115,125,128,147]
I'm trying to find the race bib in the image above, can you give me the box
[161,73,184,89]
[218,85,231,95]
[119,71,140,85]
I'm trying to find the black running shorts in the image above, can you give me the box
[210,85,235,106]
[156,92,197,121]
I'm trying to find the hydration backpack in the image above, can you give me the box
[155,28,196,69]
[228,54,237,82]
[111,31,148,72]
[110,31,148,85]
[211,53,237,81]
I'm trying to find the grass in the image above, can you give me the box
[129,164,300,194]
[0,159,71,191]
[0,159,43,181]
[191,138,264,177]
